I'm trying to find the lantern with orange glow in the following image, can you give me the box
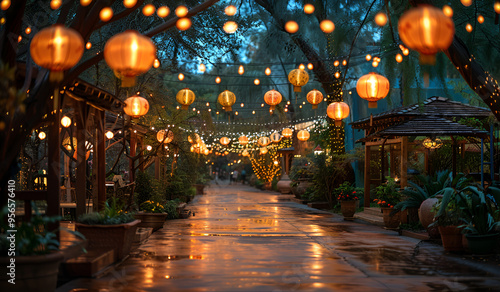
[30,25,84,82]
[306,89,323,109]
[225,5,237,16]
[282,128,293,138]
[61,116,71,128]
[176,88,195,110]
[38,131,46,140]
[177,18,192,30]
[220,137,231,146]
[218,90,236,111]
[157,129,174,144]
[284,21,299,33]
[124,95,149,118]
[258,137,271,147]
[223,21,238,33]
[288,69,309,92]
[398,5,455,64]
[260,147,268,155]
[319,20,335,33]
[297,130,310,141]
[104,30,156,87]
[356,72,390,108]
[327,102,350,126]
[263,89,282,111]
[270,132,282,143]
[238,136,249,145]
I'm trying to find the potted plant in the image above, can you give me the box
[335,181,361,220]
[135,200,168,232]
[76,199,140,261]
[374,177,402,229]
[194,177,208,195]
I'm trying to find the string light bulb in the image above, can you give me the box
[142,4,155,16]
[223,21,238,33]
[238,65,244,75]
[265,67,271,75]
[99,7,113,21]
[319,20,335,33]
[304,3,315,14]
[374,12,388,26]
[175,5,188,17]
[176,18,191,30]
[225,5,237,16]
[285,21,299,33]
[157,6,170,18]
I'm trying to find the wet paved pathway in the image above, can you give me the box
[61,183,500,291]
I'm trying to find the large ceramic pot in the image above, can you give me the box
[438,225,463,252]
[382,207,401,229]
[76,220,140,261]
[135,212,168,231]
[340,200,357,219]
[465,233,499,254]
[0,251,64,292]
[419,197,440,238]
[277,174,292,194]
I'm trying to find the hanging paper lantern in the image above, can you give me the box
[258,137,271,147]
[282,128,293,138]
[395,54,403,63]
[123,95,149,118]
[422,137,443,149]
[306,89,323,109]
[176,88,195,110]
[260,147,268,155]
[356,72,390,108]
[288,69,309,92]
[265,67,271,75]
[104,30,156,87]
[157,129,174,144]
[142,4,155,16]
[270,132,282,143]
[398,5,455,64]
[30,25,84,82]
[263,89,282,111]
[188,133,200,144]
[327,102,350,126]
[220,137,231,146]
[238,136,249,145]
[218,90,236,111]
[297,130,310,141]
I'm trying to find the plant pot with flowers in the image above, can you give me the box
[335,181,362,220]
[135,200,168,232]
[374,177,402,229]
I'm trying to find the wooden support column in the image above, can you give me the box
[364,144,371,208]
[400,137,408,189]
[46,103,60,230]
[389,145,395,177]
[75,101,87,217]
[96,110,106,211]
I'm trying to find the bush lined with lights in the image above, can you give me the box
[250,145,281,184]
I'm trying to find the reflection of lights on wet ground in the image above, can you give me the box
[313,283,324,288]
[144,267,154,285]
[165,275,170,279]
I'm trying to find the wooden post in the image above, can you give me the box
[154,156,160,180]
[75,101,87,217]
[46,102,60,230]
[400,137,408,188]
[364,144,371,208]
[389,145,395,177]
[96,110,106,211]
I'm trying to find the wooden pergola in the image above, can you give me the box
[352,97,492,207]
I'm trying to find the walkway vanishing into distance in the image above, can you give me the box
[60,182,500,291]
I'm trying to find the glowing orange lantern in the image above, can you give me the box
[288,69,309,92]
[285,21,299,33]
[218,90,236,111]
[124,95,149,118]
[395,53,403,63]
[38,131,46,140]
[104,30,156,87]
[265,67,271,75]
[306,89,323,109]
[442,5,453,17]
[175,5,188,17]
[375,12,388,26]
[460,0,472,6]
[1,0,10,10]
[270,132,282,143]
[304,3,315,14]
[264,89,282,111]
[297,130,310,141]
[477,15,484,24]
[123,0,137,8]
[238,136,249,145]
[465,23,473,32]
[157,6,170,18]
[327,102,350,126]
[496,2,500,14]
[176,88,195,110]
[30,25,84,82]
[157,129,174,144]
[225,5,237,16]
[282,128,293,138]
[105,131,114,140]
[356,72,390,108]
[220,137,231,146]
[223,21,238,33]
[61,116,71,128]
[319,20,335,33]
[398,5,455,64]
[258,137,271,147]
[176,18,191,30]
[142,4,155,16]
[260,147,268,155]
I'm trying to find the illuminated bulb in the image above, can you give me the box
[319,20,335,33]
[273,160,279,166]
[50,0,62,10]
[261,103,264,107]
[178,73,185,81]
[176,18,191,30]
[235,111,238,115]
[254,79,260,85]
[0,18,5,25]
[342,59,347,66]
[372,61,379,67]
[100,7,113,22]
[146,145,152,151]
[215,76,221,84]
[403,48,409,56]
[223,21,238,33]
[299,64,305,70]
[307,63,313,70]
[240,103,244,107]
[25,27,31,35]
[265,67,271,75]
[304,3,315,14]
[199,63,206,72]
[80,0,92,6]
[466,23,473,32]
[460,0,472,7]
[61,116,71,128]
[496,2,500,14]
[238,65,244,75]
[38,131,46,140]
[333,60,339,66]
[105,131,114,139]
[225,5,237,16]
[123,0,137,8]
[442,5,453,17]
[477,15,484,24]
[86,42,92,49]
[157,6,170,18]
[374,12,387,26]
[153,59,160,68]
[335,72,340,78]
[395,53,403,63]
[1,0,10,10]
[284,108,288,112]
[175,5,188,17]
[284,21,299,33]
[17,35,21,43]
[142,4,155,16]
[252,111,255,114]
[366,54,372,61]
[206,102,209,106]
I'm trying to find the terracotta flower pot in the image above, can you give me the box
[0,251,64,292]
[382,207,401,229]
[438,225,464,252]
[135,212,168,231]
[340,200,357,218]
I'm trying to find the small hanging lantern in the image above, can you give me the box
[157,129,174,144]
[282,128,293,138]
[238,136,249,145]
[288,69,309,92]
[422,137,443,149]
[104,30,156,87]
[260,147,268,155]
[105,131,114,140]
[263,89,282,111]
[398,5,455,64]
[188,133,200,144]
[270,132,282,143]
[258,137,271,147]
[356,72,390,108]
[176,88,195,110]
[124,95,149,118]
[297,130,310,141]
[218,90,236,111]
[327,102,350,126]
[306,89,323,109]
[220,136,231,146]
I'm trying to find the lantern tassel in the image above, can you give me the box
[368,101,378,108]
[419,54,436,65]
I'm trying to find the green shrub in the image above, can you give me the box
[135,171,154,206]
[77,199,135,225]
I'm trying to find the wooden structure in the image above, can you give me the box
[352,97,492,207]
